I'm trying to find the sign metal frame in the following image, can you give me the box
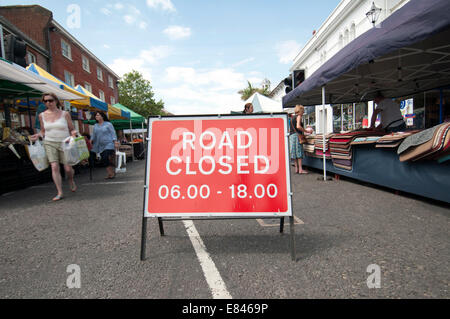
[140,113,296,261]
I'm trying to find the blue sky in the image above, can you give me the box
[3,0,340,114]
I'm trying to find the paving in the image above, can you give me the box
[0,160,448,299]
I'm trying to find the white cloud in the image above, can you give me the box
[139,21,148,30]
[123,15,135,24]
[100,8,112,16]
[232,57,255,67]
[147,0,176,12]
[163,26,191,40]
[139,46,172,64]
[108,46,172,82]
[114,3,124,10]
[103,44,111,49]
[164,67,245,90]
[129,5,141,16]
[157,66,256,115]
[275,40,302,64]
[109,58,153,81]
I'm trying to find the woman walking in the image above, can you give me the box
[91,111,118,179]
[30,93,78,201]
[289,105,309,174]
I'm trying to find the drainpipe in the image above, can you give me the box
[45,18,53,72]
[0,24,5,59]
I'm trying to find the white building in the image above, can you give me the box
[282,0,410,133]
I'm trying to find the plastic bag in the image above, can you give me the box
[62,136,81,166]
[74,136,90,162]
[115,151,127,173]
[27,140,49,172]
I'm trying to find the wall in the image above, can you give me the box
[49,29,118,105]
[0,6,51,49]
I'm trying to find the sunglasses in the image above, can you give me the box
[43,99,55,103]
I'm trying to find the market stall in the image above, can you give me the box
[0,59,83,195]
[282,0,450,203]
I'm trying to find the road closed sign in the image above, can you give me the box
[143,114,292,218]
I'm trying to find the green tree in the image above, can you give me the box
[118,70,164,118]
[238,79,271,101]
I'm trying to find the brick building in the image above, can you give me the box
[0,5,119,105]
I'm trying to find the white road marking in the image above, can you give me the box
[81,180,143,186]
[183,220,232,299]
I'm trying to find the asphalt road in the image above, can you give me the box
[0,160,448,299]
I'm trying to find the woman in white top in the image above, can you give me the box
[31,93,78,201]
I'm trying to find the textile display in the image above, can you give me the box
[399,123,450,162]
[375,131,420,148]
[329,130,385,171]
[398,125,441,154]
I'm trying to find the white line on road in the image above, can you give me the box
[81,180,143,186]
[183,220,232,299]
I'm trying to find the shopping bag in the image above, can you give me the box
[27,140,49,172]
[74,136,90,162]
[115,151,127,173]
[62,136,81,166]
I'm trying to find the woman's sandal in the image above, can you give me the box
[52,194,64,201]
[70,181,77,192]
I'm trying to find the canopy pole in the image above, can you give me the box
[439,88,443,124]
[322,86,327,181]
[130,118,135,159]
[27,97,32,130]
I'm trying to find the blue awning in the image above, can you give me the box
[283,0,450,107]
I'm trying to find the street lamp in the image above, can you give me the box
[366,1,382,27]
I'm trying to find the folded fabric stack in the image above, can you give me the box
[303,135,315,155]
[350,136,382,145]
[330,130,385,170]
[398,123,450,162]
[314,134,332,159]
[375,130,421,148]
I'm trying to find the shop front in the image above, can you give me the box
[283,0,450,203]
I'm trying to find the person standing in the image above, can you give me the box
[91,111,118,179]
[243,103,254,114]
[289,105,309,174]
[30,93,78,201]
[369,93,406,132]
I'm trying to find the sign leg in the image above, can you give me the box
[158,218,165,236]
[140,217,148,261]
[279,217,285,233]
[289,216,296,261]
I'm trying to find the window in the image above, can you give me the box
[110,96,116,105]
[84,82,92,93]
[61,39,72,60]
[99,90,105,102]
[26,52,36,65]
[108,76,114,89]
[97,67,103,82]
[64,70,75,87]
[350,23,356,41]
[82,55,90,73]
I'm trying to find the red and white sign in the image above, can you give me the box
[143,115,292,217]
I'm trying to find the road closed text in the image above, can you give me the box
[166,131,271,175]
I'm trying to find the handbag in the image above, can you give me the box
[298,134,307,144]
[291,116,307,144]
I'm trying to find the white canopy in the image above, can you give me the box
[244,93,283,113]
[0,59,83,101]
